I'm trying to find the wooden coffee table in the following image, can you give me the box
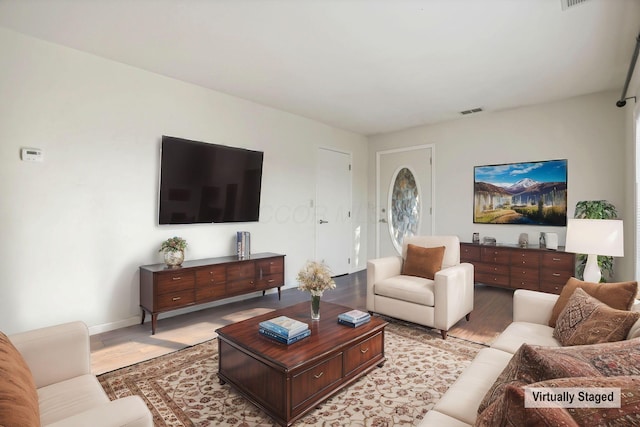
[216,301,388,426]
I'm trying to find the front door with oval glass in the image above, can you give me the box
[377,147,432,257]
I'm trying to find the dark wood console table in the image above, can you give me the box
[140,252,285,334]
[460,243,575,294]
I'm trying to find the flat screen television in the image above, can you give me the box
[159,136,264,224]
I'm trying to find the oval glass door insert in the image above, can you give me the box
[388,167,421,253]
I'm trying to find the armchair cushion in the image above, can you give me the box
[0,332,40,427]
[401,244,445,280]
[375,275,435,306]
[548,277,637,327]
[553,288,640,346]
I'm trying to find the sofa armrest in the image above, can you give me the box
[9,321,91,389]
[512,289,559,325]
[45,396,153,427]
[433,263,474,331]
[366,256,403,311]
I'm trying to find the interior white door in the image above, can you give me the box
[316,148,351,276]
[377,146,433,257]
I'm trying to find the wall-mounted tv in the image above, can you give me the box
[473,159,567,226]
[159,136,264,224]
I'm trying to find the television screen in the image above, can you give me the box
[159,136,264,224]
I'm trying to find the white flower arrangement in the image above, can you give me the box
[296,260,336,297]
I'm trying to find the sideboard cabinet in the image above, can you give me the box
[460,243,575,294]
[140,252,285,334]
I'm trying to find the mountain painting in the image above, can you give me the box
[474,159,567,226]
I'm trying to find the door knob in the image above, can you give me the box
[379,218,387,223]
[319,220,329,224]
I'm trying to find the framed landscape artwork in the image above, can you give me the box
[474,159,567,226]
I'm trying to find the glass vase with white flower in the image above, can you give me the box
[297,260,336,320]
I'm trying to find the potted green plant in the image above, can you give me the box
[573,200,618,282]
[159,236,187,268]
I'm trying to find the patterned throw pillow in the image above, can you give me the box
[477,339,640,416]
[553,288,640,346]
[548,277,638,327]
[0,332,40,427]
[476,376,640,427]
[401,244,445,280]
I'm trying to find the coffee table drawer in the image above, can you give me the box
[291,353,342,409]
[344,332,383,375]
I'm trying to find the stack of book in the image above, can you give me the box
[259,316,310,344]
[338,309,371,327]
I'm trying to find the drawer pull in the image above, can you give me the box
[314,371,324,379]
[172,296,181,301]
[268,279,275,283]
[360,347,369,354]
[552,258,561,262]
[172,277,182,281]
[553,273,560,277]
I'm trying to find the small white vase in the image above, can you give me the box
[164,250,184,268]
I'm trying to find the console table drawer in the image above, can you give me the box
[460,244,481,262]
[196,266,226,285]
[511,250,540,268]
[227,279,255,294]
[228,262,256,281]
[344,332,383,375]
[256,273,283,290]
[475,262,510,276]
[475,272,510,287]
[510,267,539,291]
[291,354,342,409]
[481,247,511,264]
[157,290,195,310]
[541,252,574,269]
[257,258,284,276]
[156,273,195,295]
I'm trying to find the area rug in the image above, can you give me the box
[98,322,484,426]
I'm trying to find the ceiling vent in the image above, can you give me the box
[460,107,483,115]
[561,0,590,11]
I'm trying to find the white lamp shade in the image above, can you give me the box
[564,219,624,257]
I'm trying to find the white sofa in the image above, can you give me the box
[7,321,153,427]
[420,289,640,426]
[367,235,474,339]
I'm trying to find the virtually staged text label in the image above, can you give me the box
[524,387,621,408]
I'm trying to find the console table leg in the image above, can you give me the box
[277,287,281,300]
[151,314,158,335]
[140,308,146,325]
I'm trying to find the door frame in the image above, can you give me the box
[375,144,435,258]
[315,146,353,274]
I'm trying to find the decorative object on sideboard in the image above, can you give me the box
[236,231,250,259]
[483,236,496,245]
[540,232,558,250]
[159,236,187,268]
[573,200,619,281]
[518,233,528,247]
[564,218,624,283]
[473,159,567,226]
[472,232,480,243]
[296,260,336,320]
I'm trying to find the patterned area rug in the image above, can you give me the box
[98,322,484,426]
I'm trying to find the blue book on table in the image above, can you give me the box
[259,316,309,338]
[259,327,311,344]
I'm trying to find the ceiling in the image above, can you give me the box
[0,0,639,136]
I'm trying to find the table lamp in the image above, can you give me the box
[564,218,624,283]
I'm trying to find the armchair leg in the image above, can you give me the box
[466,312,471,321]
[440,330,447,339]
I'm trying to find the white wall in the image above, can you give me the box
[368,91,631,281]
[0,28,368,335]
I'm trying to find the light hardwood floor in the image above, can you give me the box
[90,270,513,375]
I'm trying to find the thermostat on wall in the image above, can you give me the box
[21,147,44,162]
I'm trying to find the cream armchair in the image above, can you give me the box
[366,235,474,339]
